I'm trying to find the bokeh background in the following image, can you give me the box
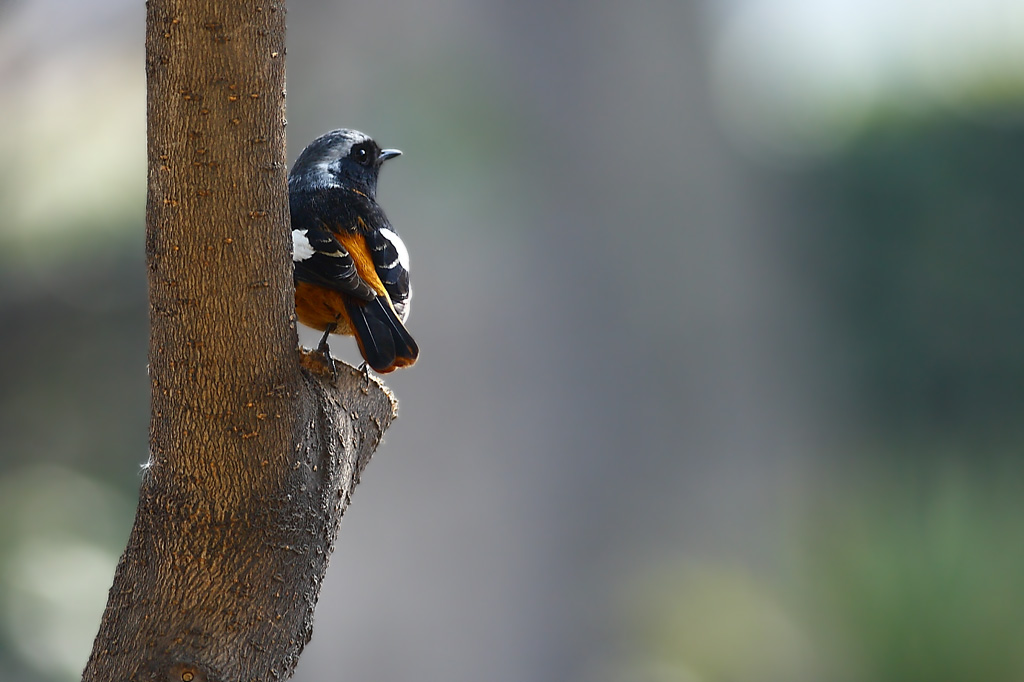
[3,0,1024,680]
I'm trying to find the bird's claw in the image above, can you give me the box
[357,362,372,392]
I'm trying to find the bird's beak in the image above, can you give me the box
[378,148,403,163]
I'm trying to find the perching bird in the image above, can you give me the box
[289,128,418,373]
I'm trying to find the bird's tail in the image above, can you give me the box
[344,295,419,373]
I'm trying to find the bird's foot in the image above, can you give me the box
[313,324,338,380]
[357,362,372,392]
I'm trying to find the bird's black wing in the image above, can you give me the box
[292,221,377,302]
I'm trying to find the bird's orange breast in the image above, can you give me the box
[294,281,355,335]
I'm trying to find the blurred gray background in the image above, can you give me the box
[3,1,1024,681]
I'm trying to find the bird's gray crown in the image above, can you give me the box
[289,128,374,190]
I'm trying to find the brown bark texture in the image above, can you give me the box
[82,1,397,680]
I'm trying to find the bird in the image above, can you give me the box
[289,128,418,374]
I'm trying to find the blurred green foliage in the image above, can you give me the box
[0,245,144,681]
[612,111,1024,682]
[0,467,132,680]
[619,465,1024,682]
[809,467,1024,682]
[804,115,1024,442]
[620,561,819,682]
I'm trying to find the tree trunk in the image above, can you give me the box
[82,1,396,679]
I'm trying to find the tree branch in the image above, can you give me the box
[81,1,396,679]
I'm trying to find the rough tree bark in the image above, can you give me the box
[81,1,396,680]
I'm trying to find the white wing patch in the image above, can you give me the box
[379,228,410,270]
[292,229,315,262]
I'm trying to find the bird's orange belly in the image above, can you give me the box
[294,281,355,335]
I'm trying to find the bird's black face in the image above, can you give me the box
[289,129,402,197]
[328,137,388,195]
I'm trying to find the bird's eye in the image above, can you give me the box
[354,147,370,165]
